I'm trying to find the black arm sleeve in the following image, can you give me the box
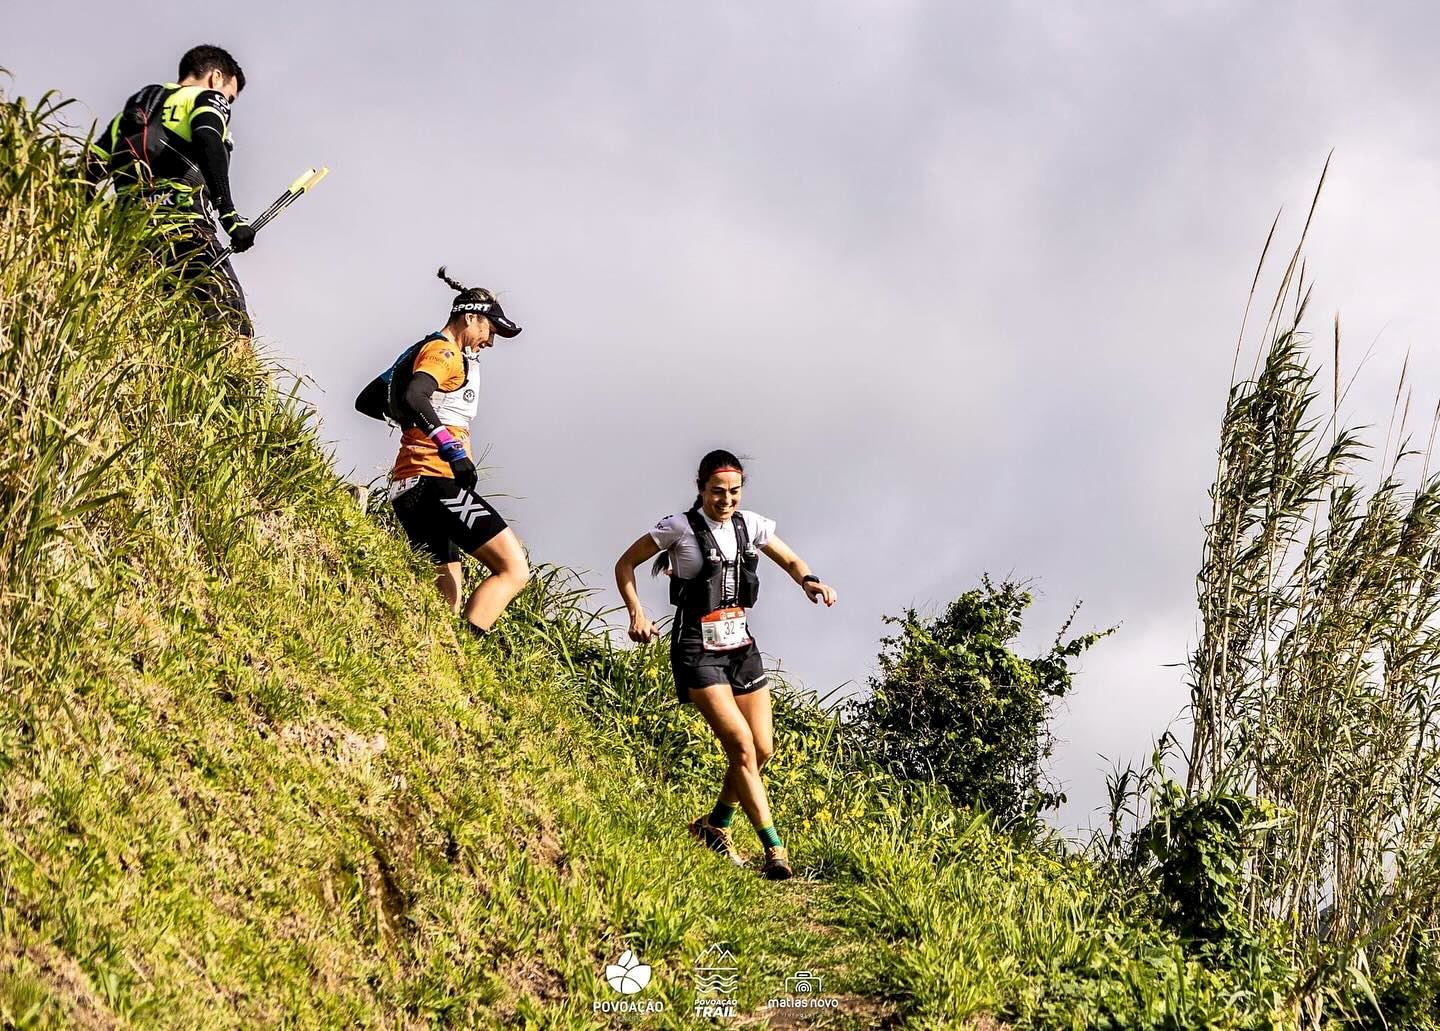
[354,376,391,422]
[400,372,445,436]
[190,97,238,222]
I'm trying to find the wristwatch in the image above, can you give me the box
[802,574,822,585]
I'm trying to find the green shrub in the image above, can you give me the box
[847,577,1112,821]
[1132,781,1278,953]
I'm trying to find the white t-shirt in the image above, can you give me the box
[649,510,775,584]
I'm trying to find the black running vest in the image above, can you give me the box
[669,510,760,624]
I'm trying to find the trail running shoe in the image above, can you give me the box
[688,816,747,867]
[761,845,793,881]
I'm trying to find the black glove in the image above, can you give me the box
[449,455,478,489]
[226,217,256,253]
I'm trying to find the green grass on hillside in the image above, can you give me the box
[1,89,1301,1029]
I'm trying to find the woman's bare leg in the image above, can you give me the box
[716,686,774,806]
[462,527,531,630]
[690,685,774,831]
[435,561,463,612]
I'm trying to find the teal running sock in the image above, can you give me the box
[757,824,783,849]
[708,801,738,829]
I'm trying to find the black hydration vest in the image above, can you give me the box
[105,85,171,180]
[670,510,760,624]
[97,85,217,208]
[377,333,478,429]
[383,336,434,425]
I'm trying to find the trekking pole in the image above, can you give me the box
[209,166,329,267]
[252,166,329,232]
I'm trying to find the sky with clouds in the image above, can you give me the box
[11,1,1440,830]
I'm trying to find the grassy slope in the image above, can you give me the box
[0,92,1292,1030]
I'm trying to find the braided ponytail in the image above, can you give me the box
[437,265,467,293]
[437,266,498,312]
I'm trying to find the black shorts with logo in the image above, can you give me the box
[669,623,769,705]
[390,475,509,563]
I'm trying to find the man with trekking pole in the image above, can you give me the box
[89,45,260,335]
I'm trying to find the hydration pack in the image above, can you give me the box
[670,510,760,618]
[355,334,477,429]
[105,85,172,183]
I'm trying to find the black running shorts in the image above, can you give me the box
[669,626,769,705]
[390,475,509,563]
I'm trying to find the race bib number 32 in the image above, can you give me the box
[700,607,751,652]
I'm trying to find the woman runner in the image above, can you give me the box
[356,268,530,636]
[614,450,837,880]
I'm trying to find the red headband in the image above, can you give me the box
[709,467,743,476]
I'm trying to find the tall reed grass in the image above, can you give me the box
[1185,168,1440,1021]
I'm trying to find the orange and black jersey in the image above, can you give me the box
[355,334,483,481]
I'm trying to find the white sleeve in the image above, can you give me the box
[648,513,688,550]
[742,511,775,549]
